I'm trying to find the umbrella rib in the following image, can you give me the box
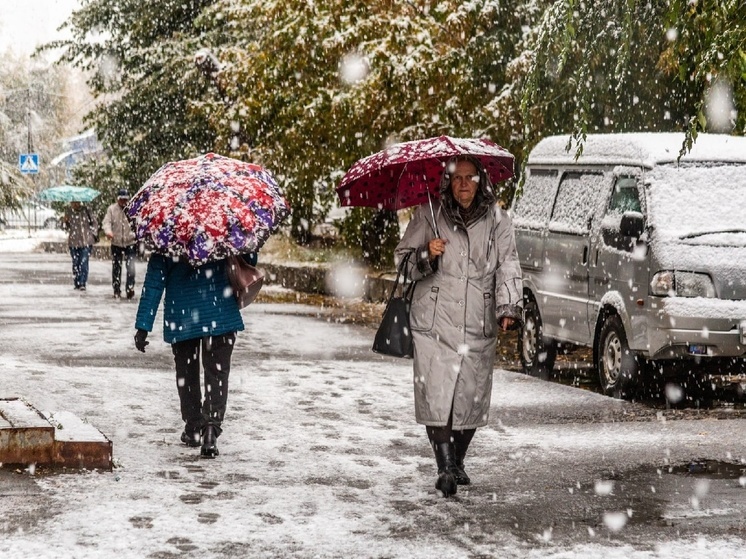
[394,162,410,211]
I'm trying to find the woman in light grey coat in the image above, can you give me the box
[394,155,523,497]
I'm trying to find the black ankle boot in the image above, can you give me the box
[432,442,457,497]
[181,429,201,448]
[452,429,475,486]
[452,455,471,486]
[200,425,219,458]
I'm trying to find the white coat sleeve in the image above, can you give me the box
[102,205,114,237]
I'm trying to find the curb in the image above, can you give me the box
[39,241,395,303]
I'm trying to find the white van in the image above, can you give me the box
[511,133,746,398]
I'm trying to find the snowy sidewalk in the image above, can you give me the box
[1,248,746,558]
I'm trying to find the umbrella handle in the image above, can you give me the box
[427,189,440,238]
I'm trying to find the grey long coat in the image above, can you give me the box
[394,200,523,429]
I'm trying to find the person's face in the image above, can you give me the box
[449,160,479,209]
[70,201,81,210]
[117,198,128,207]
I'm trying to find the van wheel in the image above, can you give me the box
[43,218,58,229]
[597,314,640,399]
[519,300,556,380]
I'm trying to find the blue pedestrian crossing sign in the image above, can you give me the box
[19,153,40,174]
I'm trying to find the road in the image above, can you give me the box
[1,250,745,558]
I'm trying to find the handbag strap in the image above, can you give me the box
[382,250,416,313]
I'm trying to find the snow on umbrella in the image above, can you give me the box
[125,153,290,266]
[38,185,100,203]
[336,135,515,211]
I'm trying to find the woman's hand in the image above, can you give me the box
[428,238,447,261]
[499,317,516,331]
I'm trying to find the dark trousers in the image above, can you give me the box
[69,246,91,288]
[111,244,137,294]
[171,333,236,437]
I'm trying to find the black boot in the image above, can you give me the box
[453,429,475,486]
[181,429,201,448]
[452,455,471,486]
[432,442,457,497]
[200,425,219,458]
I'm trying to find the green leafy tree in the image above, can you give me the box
[44,0,220,204]
[196,0,544,265]
[0,161,31,208]
[662,0,746,150]
[0,53,73,206]
[521,0,745,160]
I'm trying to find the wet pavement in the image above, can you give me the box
[1,250,746,557]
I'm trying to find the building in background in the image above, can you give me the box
[50,128,102,183]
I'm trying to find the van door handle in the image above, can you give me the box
[582,246,588,264]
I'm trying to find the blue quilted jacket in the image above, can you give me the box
[135,252,257,344]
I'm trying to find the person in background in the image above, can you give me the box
[61,200,98,291]
[133,252,257,458]
[394,155,523,498]
[103,189,138,299]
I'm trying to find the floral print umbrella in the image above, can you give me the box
[336,136,514,210]
[125,153,290,266]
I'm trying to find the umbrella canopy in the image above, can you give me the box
[336,135,515,211]
[125,153,290,266]
[38,185,100,203]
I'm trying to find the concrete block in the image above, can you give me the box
[44,411,113,471]
[0,398,55,464]
[1,398,113,470]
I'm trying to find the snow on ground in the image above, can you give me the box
[1,230,746,558]
[0,227,67,251]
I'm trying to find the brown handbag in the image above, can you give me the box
[226,255,264,309]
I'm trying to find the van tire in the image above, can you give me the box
[597,314,639,398]
[519,300,556,380]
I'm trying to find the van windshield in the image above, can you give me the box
[647,163,746,244]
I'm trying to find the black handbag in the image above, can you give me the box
[372,251,416,358]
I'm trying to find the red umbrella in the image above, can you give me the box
[336,135,515,211]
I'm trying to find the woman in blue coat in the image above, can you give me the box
[133,252,257,458]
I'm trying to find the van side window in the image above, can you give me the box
[549,172,605,234]
[608,177,641,215]
[511,169,557,228]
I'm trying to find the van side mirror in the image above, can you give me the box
[620,211,644,238]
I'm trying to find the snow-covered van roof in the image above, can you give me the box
[527,133,746,168]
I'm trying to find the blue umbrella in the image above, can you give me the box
[38,185,100,203]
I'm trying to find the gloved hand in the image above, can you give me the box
[134,329,149,352]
